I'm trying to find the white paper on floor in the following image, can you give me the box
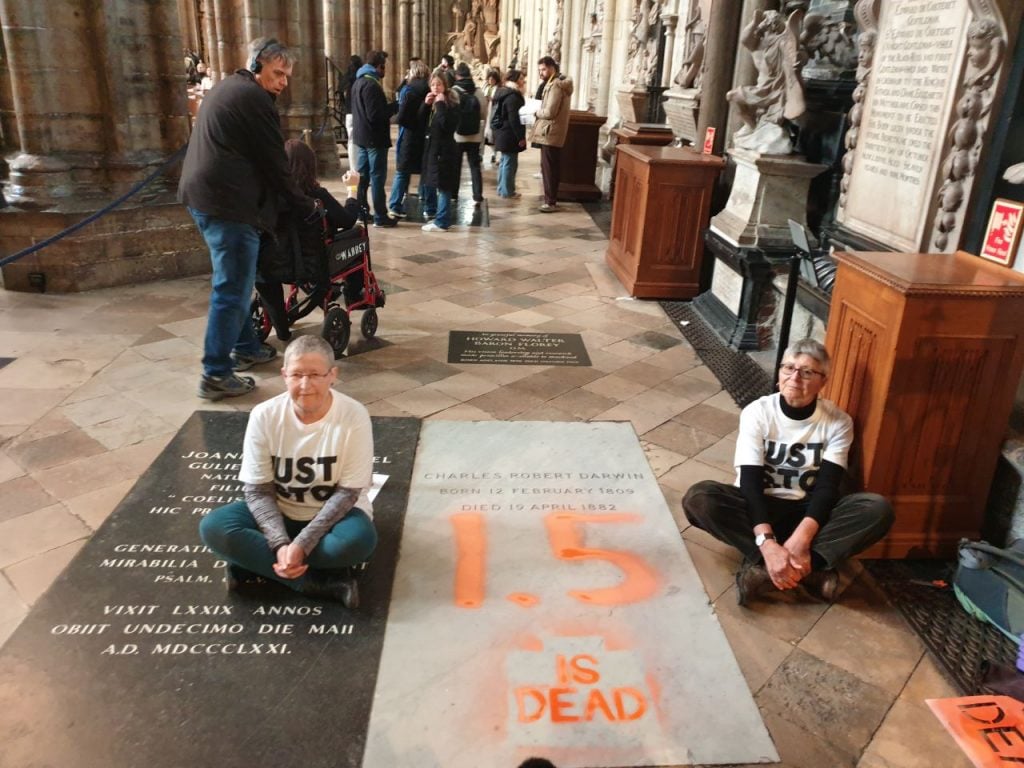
[363,421,778,767]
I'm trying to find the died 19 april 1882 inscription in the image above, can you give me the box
[0,411,419,768]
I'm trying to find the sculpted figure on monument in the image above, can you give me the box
[965,18,1004,89]
[626,0,663,87]
[727,9,806,154]
[800,14,857,78]
[673,5,705,90]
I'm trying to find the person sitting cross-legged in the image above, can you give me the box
[682,339,893,606]
[199,335,377,608]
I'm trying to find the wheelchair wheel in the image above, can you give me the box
[322,306,351,358]
[250,297,271,342]
[360,308,379,339]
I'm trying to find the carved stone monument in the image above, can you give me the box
[836,0,1017,253]
[663,0,707,145]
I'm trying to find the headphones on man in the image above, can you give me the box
[250,38,278,74]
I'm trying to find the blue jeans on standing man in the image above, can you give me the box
[387,171,425,216]
[498,152,519,198]
[354,144,389,225]
[189,208,262,378]
[420,186,453,229]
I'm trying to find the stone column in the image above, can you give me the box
[351,1,367,57]
[696,0,742,155]
[661,6,680,89]
[398,0,413,66]
[412,0,424,60]
[595,0,617,119]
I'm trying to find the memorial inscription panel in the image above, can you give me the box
[448,330,591,366]
[0,411,419,768]
[840,0,970,250]
[362,421,776,767]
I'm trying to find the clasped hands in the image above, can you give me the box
[761,534,813,591]
[273,542,308,580]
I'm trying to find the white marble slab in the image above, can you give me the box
[363,421,777,767]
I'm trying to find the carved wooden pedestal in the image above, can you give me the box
[605,145,724,299]
[556,110,605,202]
[824,251,1024,557]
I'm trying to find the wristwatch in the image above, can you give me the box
[755,532,776,547]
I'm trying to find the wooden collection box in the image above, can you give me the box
[605,145,724,298]
[824,250,1024,557]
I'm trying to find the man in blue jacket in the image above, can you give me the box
[349,50,396,228]
[178,37,318,401]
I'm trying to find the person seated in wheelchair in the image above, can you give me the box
[256,139,363,340]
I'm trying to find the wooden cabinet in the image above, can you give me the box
[556,110,605,202]
[824,250,1024,557]
[605,145,724,299]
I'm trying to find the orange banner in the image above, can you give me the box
[928,695,1024,766]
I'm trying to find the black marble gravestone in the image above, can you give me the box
[0,411,419,768]
[447,330,591,366]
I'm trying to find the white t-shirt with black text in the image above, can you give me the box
[239,390,374,521]
[733,392,853,501]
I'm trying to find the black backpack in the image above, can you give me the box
[455,88,481,136]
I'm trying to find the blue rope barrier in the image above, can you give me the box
[0,144,188,269]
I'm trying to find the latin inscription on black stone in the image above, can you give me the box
[447,330,591,366]
[0,410,419,768]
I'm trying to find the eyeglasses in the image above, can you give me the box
[283,372,332,381]
[779,363,825,381]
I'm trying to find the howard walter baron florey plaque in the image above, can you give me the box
[448,330,591,366]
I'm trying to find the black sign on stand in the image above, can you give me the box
[0,411,420,768]
[447,330,591,366]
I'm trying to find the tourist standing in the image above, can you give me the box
[452,62,485,205]
[530,56,573,213]
[490,69,526,199]
[178,37,318,401]
[349,50,396,228]
[419,71,460,232]
[482,68,501,166]
[387,60,431,220]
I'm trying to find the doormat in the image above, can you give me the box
[0,410,420,768]
[659,300,773,407]
[863,559,1017,696]
[363,421,778,767]
[448,330,591,366]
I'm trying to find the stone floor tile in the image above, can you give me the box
[365,400,416,418]
[0,452,26,484]
[382,387,462,418]
[716,607,797,695]
[466,387,546,419]
[601,338,660,363]
[682,523,746,562]
[758,649,892,763]
[674,403,744,438]
[643,343,701,371]
[899,652,960,704]
[643,420,721,459]
[685,539,741,604]
[337,371,423,403]
[0,475,58,523]
[0,357,104,390]
[0,576,28,647]
[654,371,724,403]
[0,388,65,427]
[426,403,494,421]
[660,484,686,529]
[545,387,619,420]
[693,433,739,474]
[760,708,858,768]
[0,503,90,569]
[582,373,651,401]
[81,411,178,451]
[5,426,108,473]
[132,336,201,361]
[5,539,85,605]
[424,371,500,402]
[702,389,744,415]
[60,393,145,429]
[591,401,671,436]
[509,402,578,422]
[613,360,681,387]
[63,479,134,531]
[640,440,689,477]
[798,595,924,695]
[659,457,735,494]
[856,698,973,768]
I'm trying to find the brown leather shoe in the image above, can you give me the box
[735,563,771,606]
[802,569,840,603]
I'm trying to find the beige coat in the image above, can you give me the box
[529,76,574,148]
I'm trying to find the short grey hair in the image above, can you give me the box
[249,37,296,71]
[282,335,336,369]
[783,338,831,375]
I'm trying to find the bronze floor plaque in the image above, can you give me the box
[0,411,419,768]
[447,330,591,366]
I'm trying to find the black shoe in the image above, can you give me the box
[198,373,256,401]
[373,218,397,228]
[735,562,771,607]
[224,563,262,591]
[302,572,360,609]
[802,569,840,603]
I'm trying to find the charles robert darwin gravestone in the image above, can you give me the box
[837,0,1020,253]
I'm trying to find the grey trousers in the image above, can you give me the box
[682,480,894,569]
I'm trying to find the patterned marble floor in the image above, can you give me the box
[0,149,967,767]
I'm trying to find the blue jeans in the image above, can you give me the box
[498,152,519,197]
[456,142,483,201]
[420,186,452,229]
[353,144,388,224]
[388,171,425,215]
[199,500,378,590]
[189,208,261,378]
